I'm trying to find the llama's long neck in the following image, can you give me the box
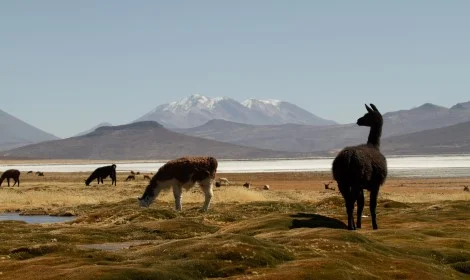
[367,124,382,148]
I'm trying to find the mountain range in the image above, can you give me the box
[175,102,470,153]
[2,122,301,160]
[381,120,470,155]
[2,96,470,159]
[135,94,336,128]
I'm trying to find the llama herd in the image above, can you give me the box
[1,104,469,230]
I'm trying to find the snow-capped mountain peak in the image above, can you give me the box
[242,98,282,109]
[164,94,231,113]
[135,94,336,128]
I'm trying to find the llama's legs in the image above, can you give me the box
[369,188,379,230]
[338,182,354,230]
[13,178,18,187]
[356,189,365,229]
[7,178,10,187]
[173,184,183,211]
[345,196,355,230]
[200,178,214,211]
[347,187,362,230]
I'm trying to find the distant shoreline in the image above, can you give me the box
[2,156,470,178]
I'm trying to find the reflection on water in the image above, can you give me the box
[1,155,470,177]
[0,213,75,224]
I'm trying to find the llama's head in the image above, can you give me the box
[84,179,90,186]
[357,104,383,127]
[112,164,117,169]
[138,184,157,207]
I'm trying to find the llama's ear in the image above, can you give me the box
[365,104,373,113]
[370,104,380,113]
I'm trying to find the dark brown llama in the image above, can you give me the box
[0,169,21,187]
[138,156,218,211]
[125,175,135,181]
[332,104,387,230]
[85,164,117,186]
[323,181,335,190]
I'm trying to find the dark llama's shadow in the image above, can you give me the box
[290,213,347,229]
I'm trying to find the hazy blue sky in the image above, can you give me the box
[1,1,469,138]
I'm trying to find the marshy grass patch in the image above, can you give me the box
[0,171,469,279]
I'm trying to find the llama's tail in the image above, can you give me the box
[332,149,356,183]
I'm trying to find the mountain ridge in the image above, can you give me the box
[3,121,303,160]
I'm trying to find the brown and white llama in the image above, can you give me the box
[138,156,218,211]
[0,169,21,187]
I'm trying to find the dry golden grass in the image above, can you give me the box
[0,171,469,279]
[1,172,469,212]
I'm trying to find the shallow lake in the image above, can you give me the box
[1,155,470,177]
[0,213,75,224]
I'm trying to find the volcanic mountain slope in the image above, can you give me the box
[176,119,368,153]
[381,120,470,155]
[2,121,302,160]
[74,122,112,137]
[0,108,59,151]
[382,102,470,135]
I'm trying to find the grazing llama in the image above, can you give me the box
[85,164,117,186]
[125,175,136,181]
[332,104,387,230]
[464,185,469,192]
[324,181,335,190]
[37,172,44,177]
[143,175,151,180]
[243,182,251,189]
[263,185,270,190]
[0,169,21,187]
[138,156,218,211]
[218,178,230,185]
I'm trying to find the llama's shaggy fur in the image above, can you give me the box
[85,164,117,186]
[332,104,387,230]
[138,156,218,211]
[0,169,21,187]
